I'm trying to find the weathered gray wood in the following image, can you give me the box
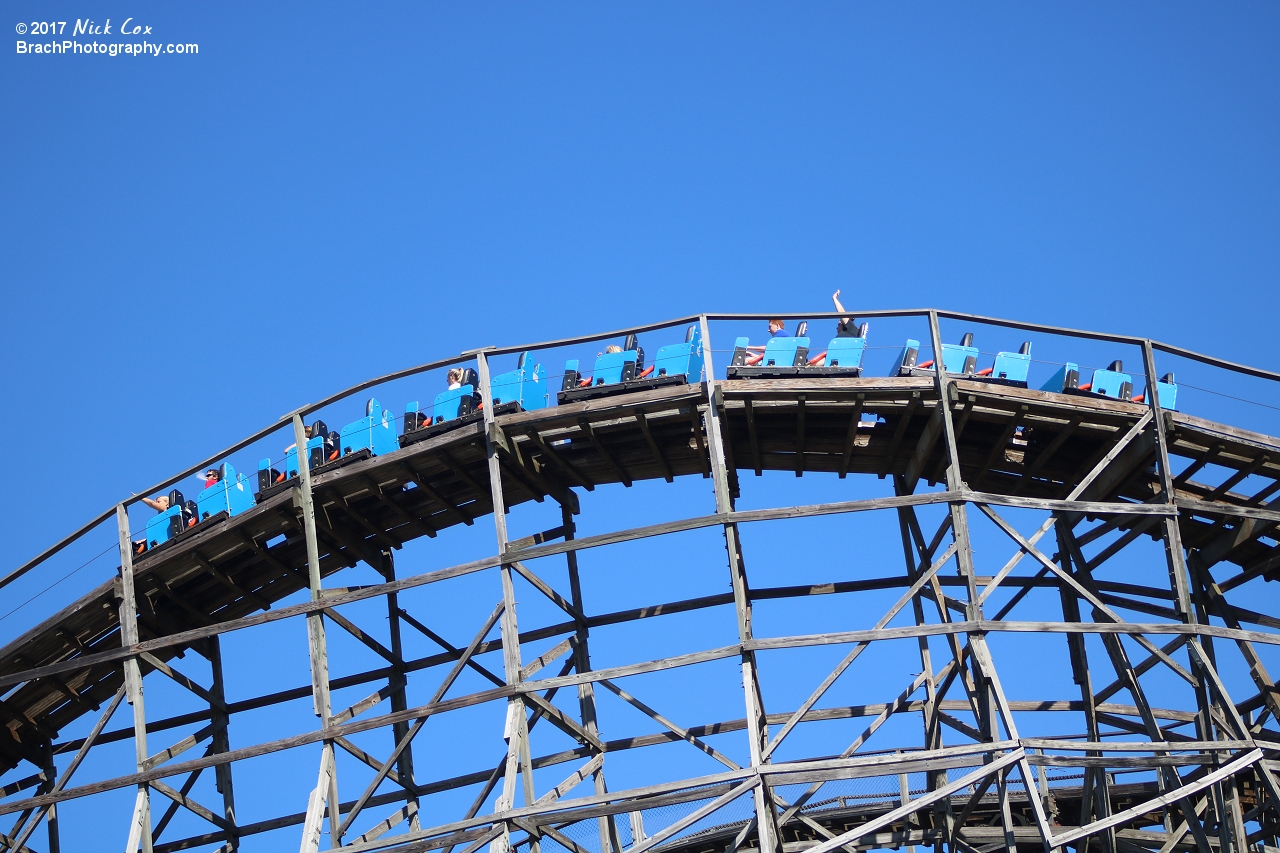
[291,413,339,848]
[118,504,155,853]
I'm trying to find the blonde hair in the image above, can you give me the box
[447,368,464,384]
[604,345,623,354]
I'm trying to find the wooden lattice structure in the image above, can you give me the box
[2,310,1280,853]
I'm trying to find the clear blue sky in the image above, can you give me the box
[4,2,1278,560]
[2,3,1279,849]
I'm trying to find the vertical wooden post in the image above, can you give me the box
[209,636,238,850]
[293,413,339,849]
[697,315,780,853]
[475,351,536,853]
[380,550,420,831]
[1141,342,1239,852]
[924,314,1055,851]
[562,504,620,853]
[116,503,153,853]
[41,739,60,853]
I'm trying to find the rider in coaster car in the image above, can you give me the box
[832,290,859,337]
[746,319,787,353]
[446,368,464,390]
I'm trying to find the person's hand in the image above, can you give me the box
[832,289,840,299]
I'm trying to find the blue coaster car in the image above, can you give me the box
[1135,373,1178,409]
[340,398,399,459]
[196,463,255,522]
[895,333,1032,388]
[726,322,812,379]
[139,489,198,555]
[559,327,702,403]
[401,368,488,446]
[896,333,979,378]
[491,352,549,412]
[1041,361,1178,410]
[977,342,1032,387]
[257,419,340,497]
[1041,360,1131,400]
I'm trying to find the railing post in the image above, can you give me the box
[293,413,339,850]
[476,350,537,853]
[116,504,153,853]
[697,315,780,853]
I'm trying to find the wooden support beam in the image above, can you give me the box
[744,399,762,477]
[522,429,596,491]
[358,474,437,539]
[931,393,974,485]
[117,504,155,853]
[577,418,632,487]
[439,449,488,498]
[903,401,945,493]
[1016,413,1081,494]
[1174,443,1226,488]
[491,424,580,513]
[794,395,805,477]
[633,411,672,483]
[877,392,921,479]
[317,489,401,553]
[291,413,340,847]
[397,463,475,527]
[191,552,271,612]
[974,404,1027,489]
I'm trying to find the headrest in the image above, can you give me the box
[1107,360,1123,372]
[1161,372,1175,384]
[960,332,974,348]
[858,322,869,338]
[685,325,697,343]
[1018,342,1031,355]
[623,333,639,352]
[517,351,528,369]
[168,489,184,506]
[311,419,328,437]
[461,368,479,387]
[366,398,376,416]
[795,321,808,338]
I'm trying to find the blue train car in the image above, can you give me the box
[340,398,399,459]
[1041,361,1179,410]
[257,419,339,497]
[726,321,875,379]
[726,322,812,379]
[196,463,255,522]
[138,489,198,554]
[1041,360,1132,400]
[1138,373,1178,409]
[401,369,480,446]
[895,333,979,378]
[559,327,702,404]
[894,333,1032,388]
[978,342,1032,387]
[491,352,549,412]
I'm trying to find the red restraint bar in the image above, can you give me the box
[807,352,827,366]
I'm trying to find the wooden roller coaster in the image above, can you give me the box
[1,310,1279,853]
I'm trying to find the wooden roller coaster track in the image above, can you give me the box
[2,310,1279,853]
